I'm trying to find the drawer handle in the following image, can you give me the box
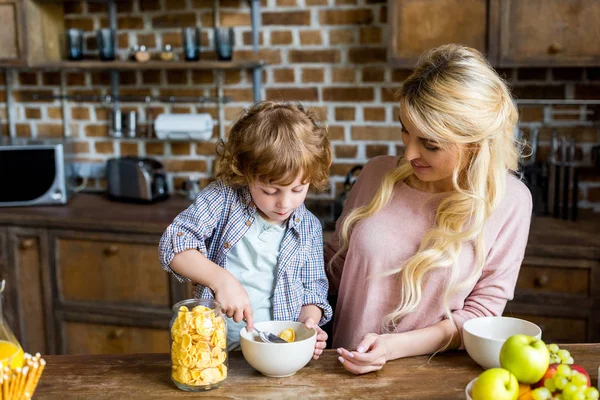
[534,275,549,288]
[20,239,34,250]
[547,43,562,54]
[107,328,124,340]
[104,245,120,256]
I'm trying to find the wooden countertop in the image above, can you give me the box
[0,193,599,258]
[34,346,600,399]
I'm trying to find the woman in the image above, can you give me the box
[325,44,532,374]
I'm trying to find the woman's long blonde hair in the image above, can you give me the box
[332,44,520,333]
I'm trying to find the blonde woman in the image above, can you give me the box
[326,44,532,374]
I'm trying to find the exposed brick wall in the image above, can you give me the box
[1,0,600,211]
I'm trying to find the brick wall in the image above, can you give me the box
[1,0,599,211]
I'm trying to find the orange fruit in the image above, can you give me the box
[518,383,533,400]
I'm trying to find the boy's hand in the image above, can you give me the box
[213,271,254,330]
[303,317,327,360]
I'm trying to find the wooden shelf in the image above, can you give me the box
[14,60,266,71]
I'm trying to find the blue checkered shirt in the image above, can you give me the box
[158,180,332,326]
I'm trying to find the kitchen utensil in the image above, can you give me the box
[561,136,570,220]
[65,28,83,61]
[182,27,200,61]
[253,327,288,344]
[96,28,115,61]
[570,138,578,221]
[547,130,559,216]
[214,27,234,61]
[122,110,137,138]
[109,109,122,138]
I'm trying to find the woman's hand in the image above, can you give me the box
[212,271,254,330]
[303,318,327,360]
[337,333,389,374]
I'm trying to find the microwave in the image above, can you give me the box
[0,140,75,207]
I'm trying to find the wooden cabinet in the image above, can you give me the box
[0,227,191,356]
[388,0,600,67]
[53,231,175,310]
[495,0,600,67]
[57,312,170,355]
[0,0,64,66]
[388,0,489,67]
[505,252,600,343]
[0,228,53,354]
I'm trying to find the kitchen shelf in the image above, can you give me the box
[16,60,266,71]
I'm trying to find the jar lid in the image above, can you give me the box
[164,44,173,51]
[139,45,148,52]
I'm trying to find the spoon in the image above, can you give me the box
[254,327,288,344]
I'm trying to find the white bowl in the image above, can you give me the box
[240,321,316,377]
[465,377,477,400]
[463,316,542,370]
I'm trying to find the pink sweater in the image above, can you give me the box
[325,156,533,349]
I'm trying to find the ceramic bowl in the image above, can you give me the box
[463,316,542,370]
[465,377,477,400]
[240,321,316,377]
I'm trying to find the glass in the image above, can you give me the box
[0,280,24,370]
[214,27,234,61]
[170,299,227,391]
[181,27,201,61]
[97,28,116,61]
[65,29,84,61]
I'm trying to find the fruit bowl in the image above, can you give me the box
[240,321,316,378]
[463,316,541,369]
[465,377,477,400]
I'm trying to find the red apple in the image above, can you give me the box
[533,363,591,389]
[571,364,592,387]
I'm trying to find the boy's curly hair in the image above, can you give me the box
[216,101,331,191]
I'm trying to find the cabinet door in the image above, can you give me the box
[505,300,592,343]
[52,231,188,313]
[0,0,25,65]
[57,312,170,355]
[388,0,490,67]
[3,228,53,355]
[493,0,600,66]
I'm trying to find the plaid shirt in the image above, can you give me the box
[159,180,332,325]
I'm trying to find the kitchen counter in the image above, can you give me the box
[0,193,598,257]
[34,346,600,399]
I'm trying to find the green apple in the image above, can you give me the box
[499,334,549,384]
[472,368,519,400]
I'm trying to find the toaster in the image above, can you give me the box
[106,157,169,203]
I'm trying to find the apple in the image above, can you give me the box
[533,363,592,389]
[472,368,519,400]
[499,334,550,384]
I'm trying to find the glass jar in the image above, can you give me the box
[170,299,228,391]
[0,280,24,370]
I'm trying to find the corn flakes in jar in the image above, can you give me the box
[170,299,227,391]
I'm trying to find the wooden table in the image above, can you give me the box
[34,346,600,399]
